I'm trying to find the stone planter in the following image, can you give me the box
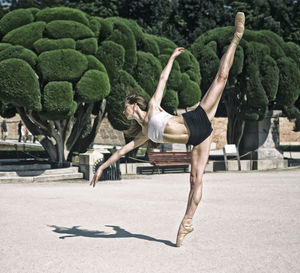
[239,110,288,170]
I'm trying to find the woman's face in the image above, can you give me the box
[123,102,135,120]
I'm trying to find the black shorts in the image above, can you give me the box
[182,104,213,146]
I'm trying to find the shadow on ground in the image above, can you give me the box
[48,224,176,247]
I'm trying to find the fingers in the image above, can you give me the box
[90,174,98,187]
[173,47,185,56]
[89,177,95,187]
[90,169,102,187]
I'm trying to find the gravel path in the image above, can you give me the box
[1,169,300,273]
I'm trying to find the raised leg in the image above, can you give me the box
[176,134,212,247]
[200,12,245,121]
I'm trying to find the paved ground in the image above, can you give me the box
[0,168,300,273]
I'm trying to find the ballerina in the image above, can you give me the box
[91,12,245,247]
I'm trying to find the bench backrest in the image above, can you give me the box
[148,152,191,164]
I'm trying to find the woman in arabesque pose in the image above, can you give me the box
[91,12,245,247]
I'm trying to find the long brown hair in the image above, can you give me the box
[124,94,159,149]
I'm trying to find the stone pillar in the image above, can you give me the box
[78,149,104,180]
[239,110,287,170]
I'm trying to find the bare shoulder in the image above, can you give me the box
[148,98,164,113]
[148,98,158,109]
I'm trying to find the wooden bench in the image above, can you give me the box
[147,152,191,174]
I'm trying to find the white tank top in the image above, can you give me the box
[148,111,172,143]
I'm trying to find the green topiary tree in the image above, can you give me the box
[0,7,110,167]
[0,7,202,167]
[191,27,300,152]
[94,16,202,133]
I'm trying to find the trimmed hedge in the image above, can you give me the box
[241,41,269,120]
[88,17,102,37]
[0,43,11,51]
[46,20,94,40]
[260,55,279,101]
[135,51,161,96]
[86,55,107,73]
[0,9,34,37]
[0,45,37,68]
[108,17,144,46]
[178,73,201,108]
[97,18,113,41]
[152,36,177,55]
[38,49,88,81]
[41,102,77,121]
[76,69,110,102]
[114,69,150,100]
[36,7,89,26]
[34,38,76,54]
[43,81,76,115]
[2,21,46,49]
[96,40,125,78]
[276,57,300,106]
[107,19,137,73]
[196,45,219,93]
[27,8,40,16]
[0,58,41,110]
[284,42,300,69]
[244,30,286,60]
[162,89,179,114]
[76,38,98,55]
[141,34,160,57]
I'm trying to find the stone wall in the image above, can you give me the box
[0,115,20,140]
[279,117,300,143]
[211,118,228,149]
[94,117,125,146]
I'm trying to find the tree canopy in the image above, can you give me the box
[2,1,299,46]
[226,0,300,44]
[0,3,299,160]
[191,25,300,146]
[0,7,201,166]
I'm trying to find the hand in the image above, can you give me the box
[171,47,184,58]
[90,168,103,187]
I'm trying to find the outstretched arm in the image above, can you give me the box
[150,47,184,106]
[90,132,148,187]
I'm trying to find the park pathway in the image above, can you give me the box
[0,169,300,273]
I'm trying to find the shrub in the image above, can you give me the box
[34,38,76,54]
[0,9,34,36]
[0,58,41,110]
[38,49,88,81]
[0,45,38,67]
[2,21,46,49]
[76,69,110,102]
[45,20,94,40]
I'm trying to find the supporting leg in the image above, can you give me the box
[176,135,212,247]
[200,12,245,121]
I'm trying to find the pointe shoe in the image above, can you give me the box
[176,217,194,247]
[234,12,245,43]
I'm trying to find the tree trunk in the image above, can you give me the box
[68,100,106,160]
[16,100,107,168]
[223,87,245,149]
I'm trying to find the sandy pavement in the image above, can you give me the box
[1,169,300,273]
